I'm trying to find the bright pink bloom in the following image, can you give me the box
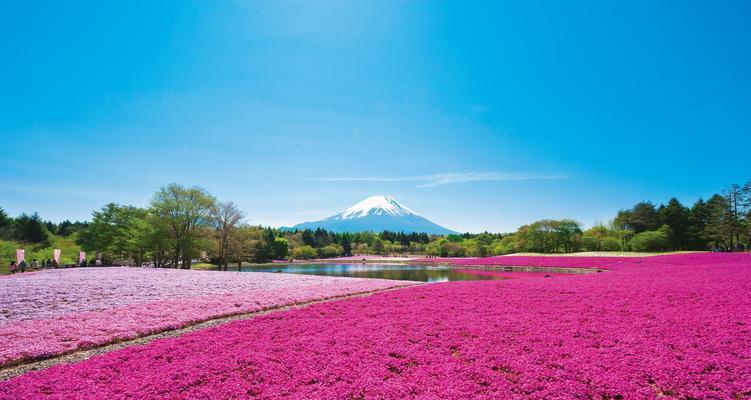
[0,267,415,366]
[1,253,749,399]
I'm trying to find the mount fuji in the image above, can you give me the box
[285,195,458,235]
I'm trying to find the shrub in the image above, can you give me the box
[600,237,622,251]
[581,236,600,251]
[319,244,343,258]
[291,245,317,260]
[629,230,669,252]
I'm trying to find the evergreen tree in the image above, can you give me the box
[614,202,660,233]
[686,199,710,250]
[15,212,48,243]
[301,229,315,247]
[0,207,11,239]
[341,235,352,256]
[659,198,690,250]
[704,194,734,248]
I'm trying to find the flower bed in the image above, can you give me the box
[0,268,415,366]
[2,253,749,398]
[414,255,646,269]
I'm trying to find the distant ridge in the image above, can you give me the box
[283,195,457,235]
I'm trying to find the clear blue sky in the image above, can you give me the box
[1,1,749,232]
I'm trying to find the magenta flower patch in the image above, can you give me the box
[0,268,415,366]
[1,253,749,399]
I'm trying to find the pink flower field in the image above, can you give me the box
[1,253,750,399]
[0,268,416,366]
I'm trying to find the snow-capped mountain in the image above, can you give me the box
[285,195,458,235]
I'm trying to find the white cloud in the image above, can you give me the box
[309,172,568,188]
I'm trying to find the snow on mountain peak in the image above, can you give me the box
[288,194,457,234]
[337,195,417,219]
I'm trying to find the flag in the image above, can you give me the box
[53,249,61,263]
[16,249,25,264]
[79,251,86,263]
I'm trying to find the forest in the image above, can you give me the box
[1,180,749,270]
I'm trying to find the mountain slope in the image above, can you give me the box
[285,195,457,235]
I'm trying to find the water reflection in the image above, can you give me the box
[241,263,507,283]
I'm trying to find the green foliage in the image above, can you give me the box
[600,237,622,251]
[14,213,49,244]
[659,198,689,250]
[629,229,670,252]
[150,184,217,269]
[1,234,84,274]
[77,203,153,265]
[614,202,660,233]
[491,235,518,255]
[515,219,582,253]
[4,179,750,270]
[319,243,343,258]
[271,237,289,260]
[291,245,317,260]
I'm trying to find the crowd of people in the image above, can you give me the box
[7,258,60,273]
[6,258,101,274]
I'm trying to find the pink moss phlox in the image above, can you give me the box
[0,268,414,365]
[2,253,750,399]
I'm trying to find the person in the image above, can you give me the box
[18,259,27,273]
[52,259,58,269]
[9,261,17,274]
[45,259,51,268]
[31,259,39,270]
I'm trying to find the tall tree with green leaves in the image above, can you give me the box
[150,184,217,269]
[659,198,690,250]
[0,207,11,240]
[704,194,734,248]
[77,203,152,265]
[14,213,48,244]
[614,202,660,233]
[211,201,244,271]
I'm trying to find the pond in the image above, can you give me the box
[241,263,507,283]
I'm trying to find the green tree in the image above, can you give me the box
[78,204,151,265]
[227,225,255,270]
[704,194,734,248]
[14,213,48,244]
[629,229,669,252]
[686,198,710,250]
[372,238,385,255]
[659,198,689,250]
[150,184,217,269]
[614,202,660,233]
[0,207,11,240]
[319,243,343,258]
[292,245,317,260]
[554,219,582,253]
[271,237,289,260]
[211,201,244,271]
[341,235,352,256]
[600,237,622,251]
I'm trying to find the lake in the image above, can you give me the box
[242,263,507,283]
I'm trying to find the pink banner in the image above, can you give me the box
[53,249,61,263]
[16,249,25,265]
[79,251,86,264]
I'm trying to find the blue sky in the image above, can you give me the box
[1,1,749,232]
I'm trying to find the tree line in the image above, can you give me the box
[2,180,749,268]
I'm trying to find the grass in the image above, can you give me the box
[190,263,217,270]
[1,234,84,275]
